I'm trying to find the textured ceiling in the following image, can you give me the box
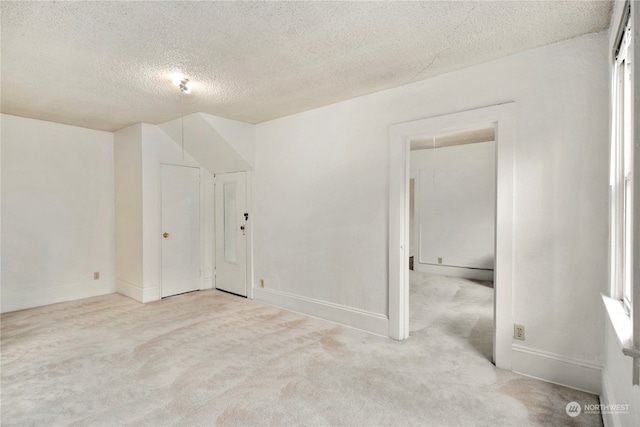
[1,1,612,132]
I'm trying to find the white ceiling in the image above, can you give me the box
[1,1,612,132]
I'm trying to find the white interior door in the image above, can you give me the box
[161,164,201,298]
[215,171,247,296]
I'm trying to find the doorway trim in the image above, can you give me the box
[211,169,254,300]
[388,103,516,370]
[213,170,251,298]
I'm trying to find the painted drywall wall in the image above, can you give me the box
[254,32,609,367]
[114,124,144,298]
[201,113,256,170]
[410,142,495,276]
[409,176,415,257]
[601,319,640,426]
[1,114,3,302]
[158,113,255,174]
[1,114,115,312]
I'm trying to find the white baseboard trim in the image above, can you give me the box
[600,370,620,427]
[1,279,116,313]
[117,279,143,302]
[118,280,160,303]
[253,287,389,337]
[414,263,494,281]
[203,277,214,290]
[512,344,602,394]
[142,285,160,303]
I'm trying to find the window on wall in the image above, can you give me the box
[608,0,640,386]
[611,3,634,313]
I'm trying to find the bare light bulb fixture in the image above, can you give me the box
[172,76,192,94]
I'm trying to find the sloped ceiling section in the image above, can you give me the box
[200,113,256,168]
[0,1,612,132]
[158,113,253,174]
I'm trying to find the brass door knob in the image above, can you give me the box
[163,232,170,238]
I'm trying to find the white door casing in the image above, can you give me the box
[161,164,201,298]
[215,171,248,296]
[389,103,516,370]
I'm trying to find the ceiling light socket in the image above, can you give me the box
[179,78,191,94]
[172,76,192,94]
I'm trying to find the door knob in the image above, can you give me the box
[163,232,170,238]
[240,225,245,236]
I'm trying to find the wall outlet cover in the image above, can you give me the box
[514,324,525,340]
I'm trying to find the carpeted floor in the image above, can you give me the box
[1,272,603,426]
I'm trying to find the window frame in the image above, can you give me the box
[609,0,640,385]
[611,2,634,315]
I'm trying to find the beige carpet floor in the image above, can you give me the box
[1,272,602,426]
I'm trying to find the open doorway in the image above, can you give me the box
[388,103,516,370]
[408,128,496,362]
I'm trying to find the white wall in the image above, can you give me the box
[1,113,3,303]
[409,176,415,257]
[201,113,256,170]
[602,319,640,426]
[114,124,143,297]
[254,32,609,372]
[1,114,115,312]
[158,113,255,174]
[410,141,495,276]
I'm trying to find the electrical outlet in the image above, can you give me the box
[93,272,100,280]
[437,257,443,265]
[260,279,265,288]
[514,324,525,340]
